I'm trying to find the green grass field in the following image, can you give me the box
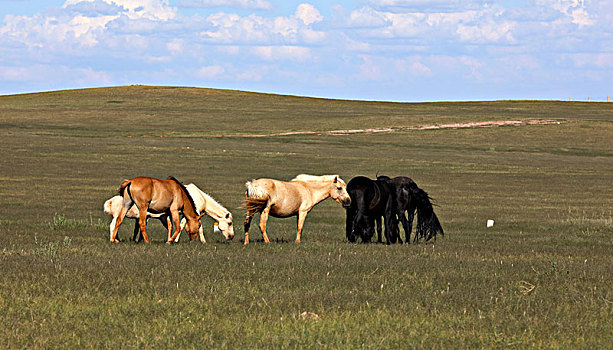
[1,86,611,349]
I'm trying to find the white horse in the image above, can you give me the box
[104,183,234,243]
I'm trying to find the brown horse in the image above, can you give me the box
[110,176,204,243]
[243,174,351,244]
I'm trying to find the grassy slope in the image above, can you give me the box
[0,86,611,349]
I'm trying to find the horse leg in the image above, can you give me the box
[197,223,205,244]
[244,211,255,245]
[259,206,271,243]
[391,210,403,244]
[296,211,307,243]
[110,206,129,243]
[345,208,357,243]
[158,215,173,242]
[109,216,118,242]
[375,216,382,243]
[132,219,141,242]
[408,210,418,243]
[138,208,150,244]
[397,210,410,244]
[167,211,182,244]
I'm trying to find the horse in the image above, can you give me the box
[104,183,234,243]
[242,174,351,244]
[110,176,204,244]
[389,176,444,243]
[345,175,398,244]
[104,195,170,242]
[173,183,234,243]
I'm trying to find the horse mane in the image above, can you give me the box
[168,176,199,215]
[200,189,229,214]
[291,174,339,183]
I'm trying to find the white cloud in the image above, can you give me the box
[166,38,184,55]
[63,0,177,21]
[295,3,322,25]
[178,0,273,10]
[195,64,225,78]
[456,18,515,43]
[201,4,325,45]
[0,0,178,51]
[536,0,594,27]
[357,55,382,80]
[251,45,311,61]
[0,64,111,84]
[346,6,517,43]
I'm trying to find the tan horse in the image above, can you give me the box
[110,176,204,243]
[243,174,351,244]
[103,183,234,243]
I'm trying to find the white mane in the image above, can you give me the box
[291,174,338,182]
[201,189,228,213]
[185,183,228,215]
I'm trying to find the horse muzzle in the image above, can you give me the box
[341,198,351,208]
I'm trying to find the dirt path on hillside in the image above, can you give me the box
[222,119,567,138]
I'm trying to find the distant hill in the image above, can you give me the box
[1,86,611,138]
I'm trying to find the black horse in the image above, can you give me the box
[345,176,398,244]
[389,176,444,243]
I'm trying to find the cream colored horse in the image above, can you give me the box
[243,174,351,244]
[104,183,234,243]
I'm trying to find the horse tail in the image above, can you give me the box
[242,181,269,216]
[103,198,114,215]
[410,185,444,241]
[104,196,122,216]
[118,179,132,199]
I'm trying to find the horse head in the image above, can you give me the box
[330,176,351,208]
[217,211,234,241]
[185,213,205,239]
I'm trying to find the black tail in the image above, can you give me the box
[118,179,132,200]
[410,185,444,241]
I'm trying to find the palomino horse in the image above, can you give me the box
[103,183,234,243]
[242,174,351,244]
[110,176,204,243]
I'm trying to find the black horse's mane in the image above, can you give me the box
[168,176,199,215]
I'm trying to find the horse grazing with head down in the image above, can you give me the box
[104,183,234,243]
[345,175,444,244]
[389,176,444,243]
[345,175,398,244]
[242,174,351,244]
[110,176,204,244]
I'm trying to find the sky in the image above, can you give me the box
[0,0,611,101]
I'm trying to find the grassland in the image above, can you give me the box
[0,86,611,349]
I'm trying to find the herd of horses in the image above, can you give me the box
[104,174,443,245]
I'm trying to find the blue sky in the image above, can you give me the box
[0,0,611,101]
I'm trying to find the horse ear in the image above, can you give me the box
[334,176,338,183]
